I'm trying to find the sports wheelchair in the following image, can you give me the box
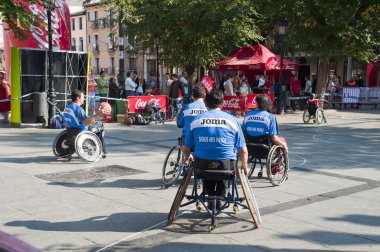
[303,99,327,125]
[168,159,262,231]
[52,122,105,162]
[245,134,289,186]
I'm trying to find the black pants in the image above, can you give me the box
[194,158,235,197]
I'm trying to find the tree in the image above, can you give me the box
[106,0,262,70]
[257,0,380,93]
[0,0,43,39]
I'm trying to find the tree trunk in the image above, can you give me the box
[316,60,329,95]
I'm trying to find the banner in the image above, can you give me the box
[342,87,360,104]
[246,93,275,110]
[222,96,247,111]
[127,95,169,113]
[3,0,71,76]
[200,76,215,93]
[367,87,380,104]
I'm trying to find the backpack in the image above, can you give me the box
[51,114,65,129]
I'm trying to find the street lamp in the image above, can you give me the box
[44,0,56,126]
[278,18,288,114]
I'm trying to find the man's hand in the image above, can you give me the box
[242,165,249,176]
[183,153,193,166]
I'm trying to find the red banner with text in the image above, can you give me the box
[246,93,275,110]
[221,96,247,111]
[127,95,169,113]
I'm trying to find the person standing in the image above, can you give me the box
[97,70,108,103]
[290,75,301,110]
[108,77,120,118]
[169,74,185,112]
[181,90,248,209]
[87,69,97,115]
[0,71,11,123]
[125,71,137,97]
[311,74,317,93]
[179,71,190,103]
[223,74,234,96]
[304,75,312,97]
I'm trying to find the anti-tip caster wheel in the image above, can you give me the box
[233,205,239,214]
[208,225,216,232]
[196,202,202,211]
[258,171,263,178]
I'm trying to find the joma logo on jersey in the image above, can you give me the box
[190,110,206,115]
[248,116,265,121]
[200,118,227,125]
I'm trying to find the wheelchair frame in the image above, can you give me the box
[246,135,289,186]
[303,100,327,125]
[168,161,262,231]
[52,128,103,163]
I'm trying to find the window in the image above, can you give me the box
[108,33,114,51]
[109,9,113,26]
[95,58,100,74]
[129,57,136,71]
[71,18,75,31]
[71,38,76,51]
[94,11,98,21]
[79,17,82,30]
[87,12,90,21]
[109,57,115,74]
[87,35,91,44]
[94,35,99,45]
[79,37,84,51]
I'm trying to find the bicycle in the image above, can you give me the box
[162,137,187,187]
[167,97,183,121]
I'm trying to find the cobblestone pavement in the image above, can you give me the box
[0,107,379,251]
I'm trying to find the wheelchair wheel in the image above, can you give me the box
[303,109,311,124]
[75,132,102,162]
[162,145,182,186]
[52,130,74,158]
[266,145,289,186]
[316,108,324,125]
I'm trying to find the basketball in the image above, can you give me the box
[125,117,133,126]
[99,102,111,116]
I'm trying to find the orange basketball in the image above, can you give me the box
[99,102,111,116]
[125,117,133,126]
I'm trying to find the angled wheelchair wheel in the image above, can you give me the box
[162,145,182,186]
[52,130,74,158]
[266,145,289,186]
[75,132,102,162]
[303,109,311,124]
[316,108,324,125]
[247,157,257,178]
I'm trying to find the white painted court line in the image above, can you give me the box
[95,210,191,252]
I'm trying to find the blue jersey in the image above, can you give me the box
[176,101,207,136]
[63,103,88,131]
[184,110,246,160]
[241,110,278,137]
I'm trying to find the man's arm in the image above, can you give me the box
[237,147,249,175]
[272,135,288,154]
[82,107,108,126]
[181,145,192,165]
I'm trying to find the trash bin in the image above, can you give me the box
[33,92,47,124]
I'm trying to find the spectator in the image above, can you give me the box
[163,73,173,96]
[233,76,241,96]
[304,75,312,97]
[311,74,317,93]
[0,71,11,123]
[125,71,137,97]
[223,74,234,95]
[169,74,185,111]
[135,72,144,96]
[97,70,108,102]
[108,77,120,115]
[87,69,97,115]
[290,75,301,110]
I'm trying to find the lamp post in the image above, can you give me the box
[45,0,55,126]
[278,18,288,114]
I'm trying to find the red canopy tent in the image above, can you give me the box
[213,44,298,71]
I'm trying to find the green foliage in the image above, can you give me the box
[106,0,262,68]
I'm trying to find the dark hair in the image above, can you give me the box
[256,94,272,112]
[172,74,178,78]
[192,84,206,99]
[310,93,316,99]
[127,71,132,77]
[99,70,105,75]
[205,90,224,109]
[71,89,84,102]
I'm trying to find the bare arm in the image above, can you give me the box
[181,145,192,165]
[82,107,107,126]
[272,135,288,154]
[237,146,249,175]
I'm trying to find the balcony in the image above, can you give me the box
[91,20,99,29]
[108,43,115,52]
[92,43,99,53]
